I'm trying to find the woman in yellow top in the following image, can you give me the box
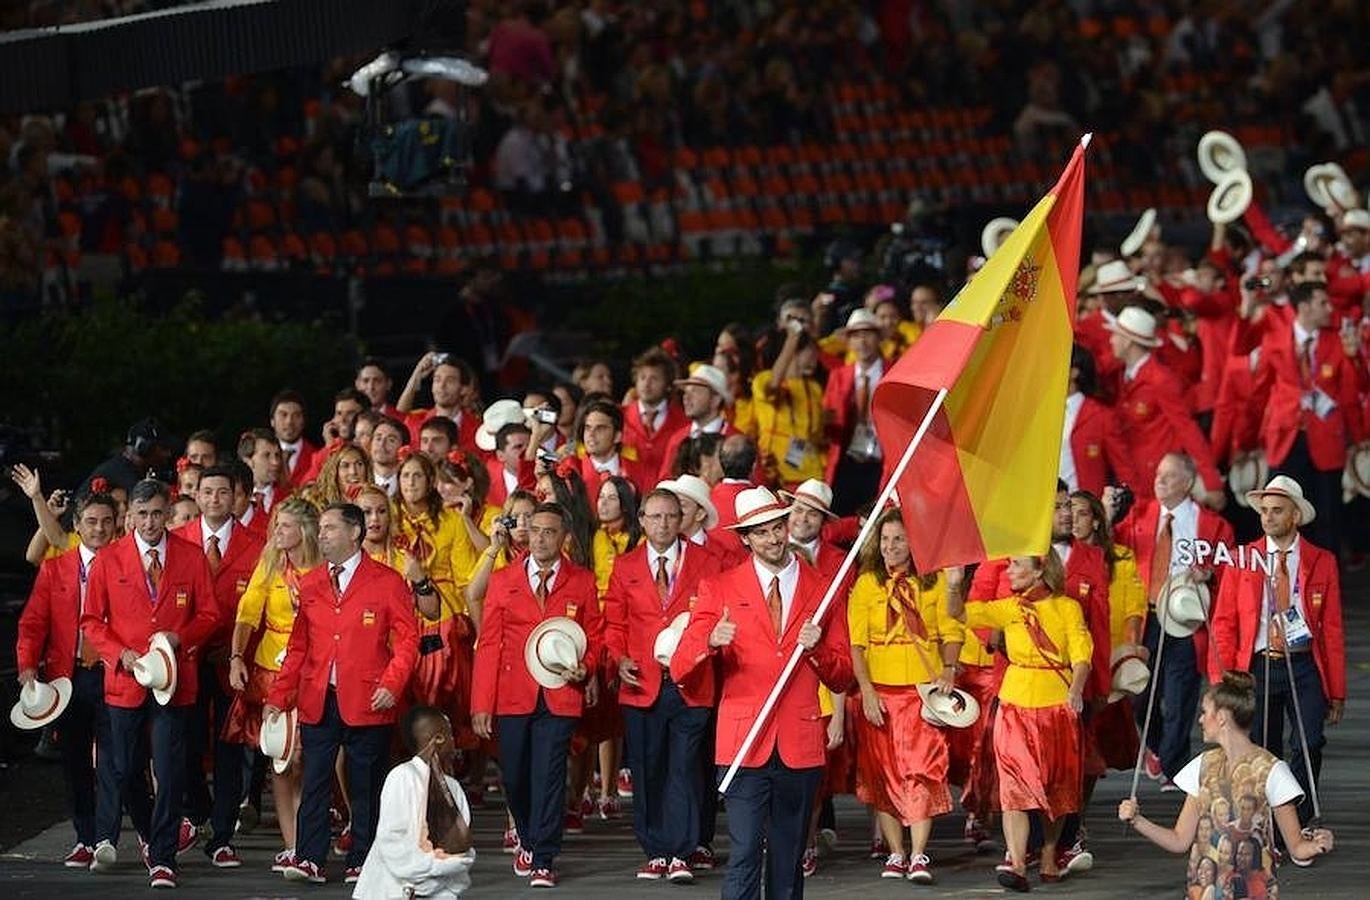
[1071,490,1147,773]
[434,448,501,535]
[590,475,642,595]
[946,552,1093,891]
[849,508,963,884]
[712,347,756,438]
[872,293,922,362]
[225,497,321,865]
[751,324,827,488]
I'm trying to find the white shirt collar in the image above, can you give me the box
[687,528,706,545]
[375,471,398,496]
[280,438,302,454]
[753,551,800,629]
[134,531,168,566]
[1065,391,1084,415]
[526,555,562,592]
[1264,535,1299,567]
[856,358,884,382]
[1125,352,1151,382]
[1292,320,1315,349]
[202,516,233,551]
[78,543,97,570]
[691,415,727,436]
[329,550,363,594]
[647,539,680,571]
[590,452,621,474]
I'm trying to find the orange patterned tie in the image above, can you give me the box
[655,556,670,605]
[206,535,222,574]
[146,548,163,596]
[1148,511,1172,605]
[766,576,783,636]
[1269,550,1291,653]
[537,568,553,602]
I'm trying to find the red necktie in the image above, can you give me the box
[655,556,670,604]
[330,563,344,598]
[146,548,163,596]
[766,576,783,636]
[643,407,658,438]
[1149,512,1172,605]
[1298,337,1314,387]
[206,535,222,574]
[1270,549,1291,652]
[536,568,552,602]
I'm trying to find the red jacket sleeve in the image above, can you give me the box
[469,576,504,716]
[603,566,629,664]
[1207,566,1238,684]
[806,594,854,693]
[180,555,220,653]
[379,577,420,698]
[1154,380,1222,490]
[671,574,724,683]
[577,570,605,678]
[1320,560,1346,701]
[1242,200,1292,256]
[16,560,56,672]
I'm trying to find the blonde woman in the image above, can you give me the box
[225,497,321,871]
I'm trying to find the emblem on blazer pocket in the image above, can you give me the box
[1133,401,1149,417]
[176,590,188,607]
[362,609,376,626]
[1312,591,1323,608]
[1320,364,1333,380]
[565,603,578,618]
[1086,443,1101,458]
[236,579,248,594]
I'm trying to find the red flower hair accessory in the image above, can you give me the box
[397,445,414,462]
[90,476,110,494]
[175,455,192,472]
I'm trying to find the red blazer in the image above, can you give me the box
[1069,396,1128,496]
[1073,310,1122,404]
[657,421,742,483]
[711,480,751,531]
[1209,354,1262,467]
[622,401,688,478]
[1114,356,1221,493]
[1209,537,1344,701]
[1114,499,1233,674]
[405,408,479,451]
[604,541,723,708]
[470,557,604,718]
[820,361,890,483]
[1172,280,1239,414]
[267,554,419,726]
[16,549,87,680]
[1253,326,1364,471]
[671,558,854,769]
[172,518,265,649]
[284,439,321,489]
[81,533,219,708]
[484,457,536,509]
[573,452,654,496]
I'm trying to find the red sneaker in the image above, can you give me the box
[563,811,584,835]
[271,849,295,873]
[616,768,633,798]
[148,865,177,889]
[667,857,695,883]
[64,843,94,868]
[881,853,907,879]
[502,826,520,854]
[283,858,326,884]
[209,845,242,868]
[578,792,594,818]
[1144,749,1163,781]
[1059,839,1094,873]
[596,795,621,820]
[513,848,534,878]
[907,853,933,884]
[529,867,558,888]
[801,847,817,878]
[176,818,198,856]
[687,845,716,870]
[333,824,354,857]
[637,857,667,879]
[964,816,995,851]
[344,866,361,884]
[868,837,888,859]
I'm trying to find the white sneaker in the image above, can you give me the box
[90,840,118,872]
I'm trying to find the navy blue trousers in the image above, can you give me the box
[101,698,185,868]
[1135,612,1200,778]
[718,751,823,900]
[184,659,244,853]
[498,693,577,869]
[1250,651,1326,823]
[296,689,390,868]
[622,678,711,861]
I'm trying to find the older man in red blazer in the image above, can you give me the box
[1112,453,1233,786]
[172,465,266,868]
[821,310,888,516]
[1209,476,1344,820]
[82,479,218,889]
[266,503,419,885]
[471,502,604,889]
[16,490,152,868]
[672,486,853,900]
[604,487,724,882]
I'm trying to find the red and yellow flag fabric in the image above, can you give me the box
[871,138,1088,571]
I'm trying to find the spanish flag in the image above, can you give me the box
[871,137,1088,570]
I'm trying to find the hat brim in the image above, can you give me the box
[778,491,838,519]
[1304,164,1335,209]
[673,377,733,406]
[1207,171,1252,225]
[148,632,178,705]
[1243,488,1316,526]
[652,616,690,667]
[1102,319,1162,349]
[916,682,980,728]
[1087,273,1142,295]
[9,677,73,730]
[1197,131,1247,183]
[1160,580,1210,638]
[660,481,719,530]
[1120,208,1157,257]
[475,427,497,452]
[524,618,588,689]
[726,502,792,531]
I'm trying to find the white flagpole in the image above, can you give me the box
[717,387,950,795]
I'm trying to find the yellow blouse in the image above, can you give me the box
[957,601,999,669]
[395,507,477,621]
[727,396,757,438]
[42,531,82,560]
[236,558,316,671]
[1108,547,1147,648]
[964,594,1093,708]
[750,370,827,485]
[479,504,502,536]
[592,528,633,598]
[848,571,963,686]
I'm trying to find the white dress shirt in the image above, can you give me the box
[753,553,800,631]
[1255,536,1303,653]
[1158,497,1200,578]
[202,516,233,556]
[526,557,561,596]
[375,471,398,498]
[646,539,682,596]
[280,438,303,475]
[1059,391,1085,492]
[328,551,363,686]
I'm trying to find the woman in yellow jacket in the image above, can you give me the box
[946,552,1093,892]
[225,497,321,867]
[751,324,827,488]
[849,508,963,884]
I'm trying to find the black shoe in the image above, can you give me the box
[998,870,1032,892]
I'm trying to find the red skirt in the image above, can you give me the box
[411,617,457,708]
[854,685,952,824]
[819,694,861,797]
[223,666,277,748]
[445,617,478,749]
[571,667,622,752]
[992,703,1082,820]
[1093,697,1141,771]
[948,663,1001,809]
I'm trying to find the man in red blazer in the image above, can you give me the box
[271,390,320,489]
[266,502,419,885]
[1209,476,1344,820]
[1112,453,1233,786]
[1106,307,1225,507]
[398,355,481,449]
[821,310,887,516]
[16,490,151,867]
[709,434,756,558]
[605,488,724,882]
[1251,282,1366,555]
[657,364,739,482]
[81,479,218,888]
[573,398,654,494]
[471,502,604,888]
[237,427,286,534]
[622,347,688,477]
[172,466,266,868]
[1061,346,1128,496]
[671,487,853,900]
[484,422,539,509]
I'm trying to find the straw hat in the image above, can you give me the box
[1343,209,1370,232]
[779,479,838,519]
[1348,445,1370,500]
[1120,208,1157,257]
[1108,645,1150,703]
[1158,574,1210,639]
[980,217,1019,259]
[657,474,718,530]
[474,399,528,452]
[916,683,981,729]
[652,612,691,667]
[524,617,588,689]
[675,363,733,405]
[259,707,299,774]
[1103,306,1163,349]
[843,309,881,333]
[1227,451,1269,508]
[1207,170,1252,225]
[132,632,178,705]
[725,486,792,531]
[1245,474,1316,525]
[1197,130,1247,184]
[1086,259,1142,295]
[10,677,72,730]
